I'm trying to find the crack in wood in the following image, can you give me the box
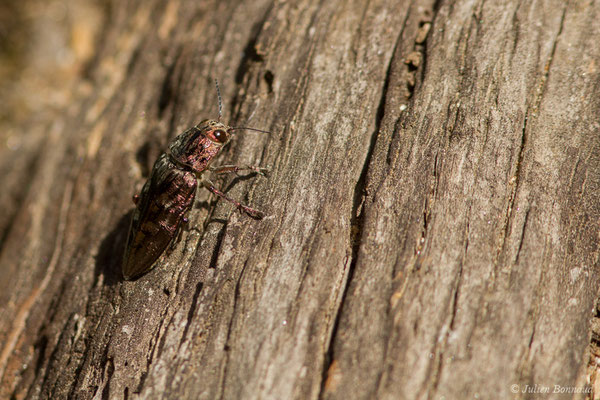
[496,107,528,276]
[318,22,405,397]
[514,206,530,265]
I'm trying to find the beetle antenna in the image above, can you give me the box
[214,79,222,122]
[230,126,272,134]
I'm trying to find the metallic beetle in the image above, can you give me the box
[122,85,269,280]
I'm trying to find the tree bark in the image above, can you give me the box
[1,0,599,399]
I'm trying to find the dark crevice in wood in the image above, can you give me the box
[318,25,401,398]
[134,369,148,395]
[496,108,528,272]
[418,151,440,258]
[208,221,228,268]
[263,70,274,94]
[384,117,403,168]
[515,207,530,265]
[154,312,174,362]
[233,11,269,83]
[230,2,274,116]
[514,112,528,183]
[32,334,49,380]
[179,281,203,348]
[100,347,114,400]
[410,10,435,98]
[527,321,537,350]
[432,0,444,16]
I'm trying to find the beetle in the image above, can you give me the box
[122,82,269,280]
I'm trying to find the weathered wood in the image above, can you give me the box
[1,0,599,399]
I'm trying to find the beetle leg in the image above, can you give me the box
[200,179,264,219]
[209,164,269,177]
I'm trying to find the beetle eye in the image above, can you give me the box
[213,129,228,143]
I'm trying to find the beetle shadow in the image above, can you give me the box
[220,171,267,194]
[193,199,229,228]
[94,210,133,286]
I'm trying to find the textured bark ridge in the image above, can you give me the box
[1,0,599,399]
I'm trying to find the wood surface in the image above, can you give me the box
[0,0,599,399]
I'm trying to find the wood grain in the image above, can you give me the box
[0,0,599,399]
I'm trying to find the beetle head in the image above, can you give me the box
[196,119,271,146]
[201,119,233,145]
